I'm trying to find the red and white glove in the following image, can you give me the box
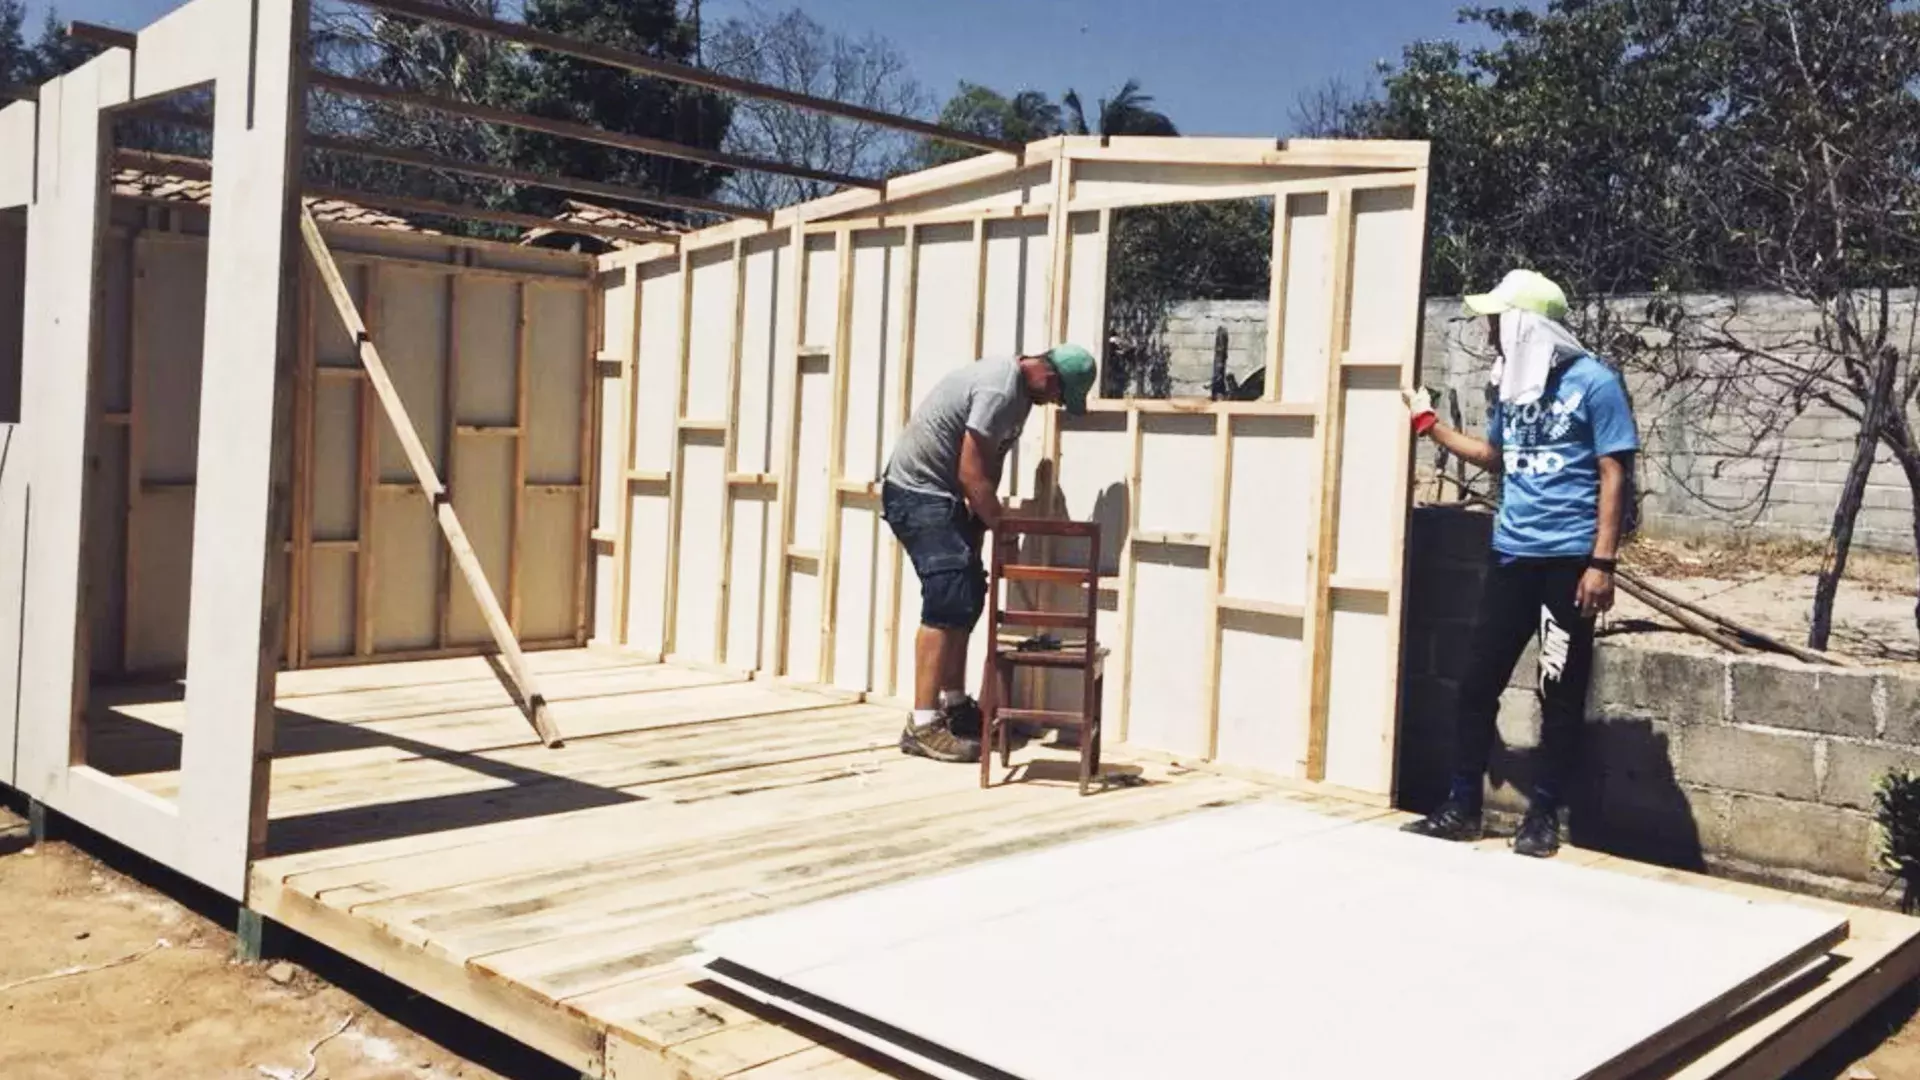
[1404,388,1438,436]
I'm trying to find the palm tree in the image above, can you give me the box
[1061,79,1178,137]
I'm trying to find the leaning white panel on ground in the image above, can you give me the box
[695,803,1849,1080]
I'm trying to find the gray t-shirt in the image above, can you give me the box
[883,357,1031,499]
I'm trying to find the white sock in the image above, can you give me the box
[912,708,940,730]
[938,689,968,708]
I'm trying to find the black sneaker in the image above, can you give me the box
[1513,806,1562,858]
[943,696,983,741]
[1400,799,1484,842]
[900,718,981,764]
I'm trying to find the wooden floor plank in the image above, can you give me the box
[115,655,1908,1080]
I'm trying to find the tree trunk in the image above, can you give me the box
[1810,345,1900,651]
[1897,445,1920,642]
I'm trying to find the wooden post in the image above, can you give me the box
[768,225,809,676]
[1300,186,1355,781]
[661,248,695,655]
[575,276,598,645]
[288,254,316,668]
[437,262,461,650]
[816,228,855,685]
[1203,410,1232,758]
[355,263,379,658]
[299,209,562,746]
[1116,408,1143,743]
[122,231,147,673]
[1263,194,1292,402]
[882,224,919,698]
[714,240,747,662]
[612,268,643,647]
[509,282,531,636]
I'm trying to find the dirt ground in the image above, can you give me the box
[0,806,574,1080]
[2,803,1919,1079]
[1618,534,1919,668]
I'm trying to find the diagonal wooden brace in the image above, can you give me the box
[298,208,563,747]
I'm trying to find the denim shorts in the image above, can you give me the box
[881,481,986,631]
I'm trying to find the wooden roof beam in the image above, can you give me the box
[306,134,772,222]
[113,147,214,180]
[302,184,682,246]
[350,0,1021,156]
[310,70,883,190]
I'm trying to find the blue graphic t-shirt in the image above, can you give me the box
[1485,354,1639,559]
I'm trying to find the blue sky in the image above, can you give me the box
[21,0,1494,136]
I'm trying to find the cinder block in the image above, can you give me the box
[1587,644,1724,725]
[1722,795,1877,881]
[1883,672,1920,744]
[1678,724,1819,800]
[1822,741,1920,813]
[1730,658,1877,738]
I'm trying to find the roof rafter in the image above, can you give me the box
[311,70,883,190]
[351,0,1021,156]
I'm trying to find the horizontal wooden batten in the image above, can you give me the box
[1217,596,1305,621]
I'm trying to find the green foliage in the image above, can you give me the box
[916,79,1177,168]
[1875,769,1920,913]
[0,0,27,89]
[1104,199,1272,398]
[1,4,102,87]
[510,0,732,208]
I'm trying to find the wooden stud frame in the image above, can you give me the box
[592,140,1430,801]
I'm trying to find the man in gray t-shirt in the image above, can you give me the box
[881,345,1096,764]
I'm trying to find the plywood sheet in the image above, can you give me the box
[456,278,519,426]
[673,437,726,662]
[371,496,439,653]
[85,424,128,676]
[1323,592,1394,793]
[907,224,975,406]
[1333,371,1403,582]
[306,551,356,659]
[1215,613,1306,776]
[1135,414,1214,537]
[735,238,784,474]
[1062,211,1105,355]
[698,803,1850,1080]
[790,364,831,550]
[520,488,578,644]
[980,218,1048,359]
[633,260,681,473]
[310,379,361,539]
[1124,543,1209,758]
[801,236,839,349]
[137,240,206,482]
[624,492,671,653]
[126,491,194,672]
[683,247,736,422]
[1222,416,1314,605]
[448,438,514,647]
[1346,185,1420,362]
[373,268,447,481]
[831,504,878,692]
[723,491,772,669]
[1053,415,1129,575]
[526,284,586,483]
[785,566,822,682]
[1277,193,1330,405]
[841,232,898,485]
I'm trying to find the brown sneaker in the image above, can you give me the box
[899,718,981,763]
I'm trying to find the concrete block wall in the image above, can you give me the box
[1157,294,1919,550]
[1399,506,1920,904]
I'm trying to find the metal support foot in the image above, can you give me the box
[235,908,268,963]
[26,799,49,844]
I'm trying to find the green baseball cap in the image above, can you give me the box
[1044,343,1097,415]
[1464,268,1568,321]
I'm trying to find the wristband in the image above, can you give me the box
[1588,557,1617,574]
[1412,411,1439,436]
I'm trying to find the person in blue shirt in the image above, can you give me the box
[1402,269,1640,858]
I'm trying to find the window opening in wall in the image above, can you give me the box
[79,89,217,790]
[1101,197,1274,401]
